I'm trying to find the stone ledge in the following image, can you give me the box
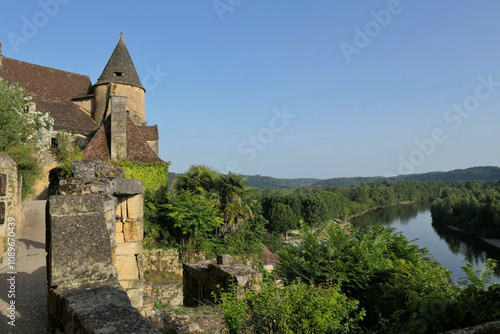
[59,177,143,196]
[48,279,159,333]
[71,159,125,178]
[440,321,500,334]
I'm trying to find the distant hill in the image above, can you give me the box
[245,166,500,189]
[314,166,500,187]
[168,166,500,190]
[244,175,320,189]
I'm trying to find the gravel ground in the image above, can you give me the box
[0,201,47,334]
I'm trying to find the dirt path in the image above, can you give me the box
[0,201,47,334]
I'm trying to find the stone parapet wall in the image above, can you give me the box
[47,194,117,287]
[0,153,22,259]
[48,279,159,334]
[47,160,155,332]
[183,254,261,307]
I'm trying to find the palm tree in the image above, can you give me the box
[173,165,220,195]
[218,172,254,231]
[174,165,256,232]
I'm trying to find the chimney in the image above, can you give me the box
[110,96,127,161]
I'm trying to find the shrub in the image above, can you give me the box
[277,224,454,329]
[218,280,364,333]
[117,160,170,193]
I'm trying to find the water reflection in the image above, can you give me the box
[432,222,500,277]
[351,203,500,281]
[352,204,427,228]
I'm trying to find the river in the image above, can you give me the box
[351,204,500,283]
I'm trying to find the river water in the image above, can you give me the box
[351,204,500,283]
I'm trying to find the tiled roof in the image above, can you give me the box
[94,33,144,90]
[126,116,162,163]
[82,122,111,161]
[82,114,162,163]
[0,56,97,133]
[137,125,159,142]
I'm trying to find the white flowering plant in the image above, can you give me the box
[0,79,55,198]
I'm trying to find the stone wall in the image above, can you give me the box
[183,254,261,307]
[58,160,145,309]
[47,160,156,332]
[143,249,183,306]
[0,153,22,259]
[48,279,159,334]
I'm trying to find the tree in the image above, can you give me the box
[161,189,223,261]
[174,165,255,231]
[268,203,297,237]
[0,79,53,198]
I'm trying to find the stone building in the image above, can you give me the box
[0,33,162,164]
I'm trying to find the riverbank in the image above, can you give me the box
[445,224,500,251]
[349,201,415,220]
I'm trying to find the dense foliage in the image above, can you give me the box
[218,280,365,333]
[431,181,500,238]
[52,130,83,177]
[0,79,54,199]
[261,181,443,235]
[277,225,455,329]
[144,165,265,262]
[117,160,171,193]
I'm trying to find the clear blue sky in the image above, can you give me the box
[1,1,500,179]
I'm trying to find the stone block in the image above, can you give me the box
[117,196,127,220]
[116,255,140,280]
[126,288,144,310]
[71,160,124,178]
[111,178,143,196]
[127,194,144,220]
[119,279,143,290]
[48,209,115,287]
[217,254,233,265]
[116,221,123,233]
[116,241,142,255]
[123,220,143,242]
[116,232,124,244]
[49,194,113,215]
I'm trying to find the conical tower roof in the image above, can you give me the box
[94,33,144,90]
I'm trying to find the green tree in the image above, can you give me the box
[0,79,53,199]
[161,189,223,261]
[174,165,255,231]
[268,203,297,237]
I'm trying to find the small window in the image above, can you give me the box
[0,202,5,225]
[0,174,6,197]
[114,72,123,77]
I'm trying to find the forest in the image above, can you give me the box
[431,180,500,239]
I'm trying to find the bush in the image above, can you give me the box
[277,225,454,329]
[117,160,170,193]
[218,280,364,333]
